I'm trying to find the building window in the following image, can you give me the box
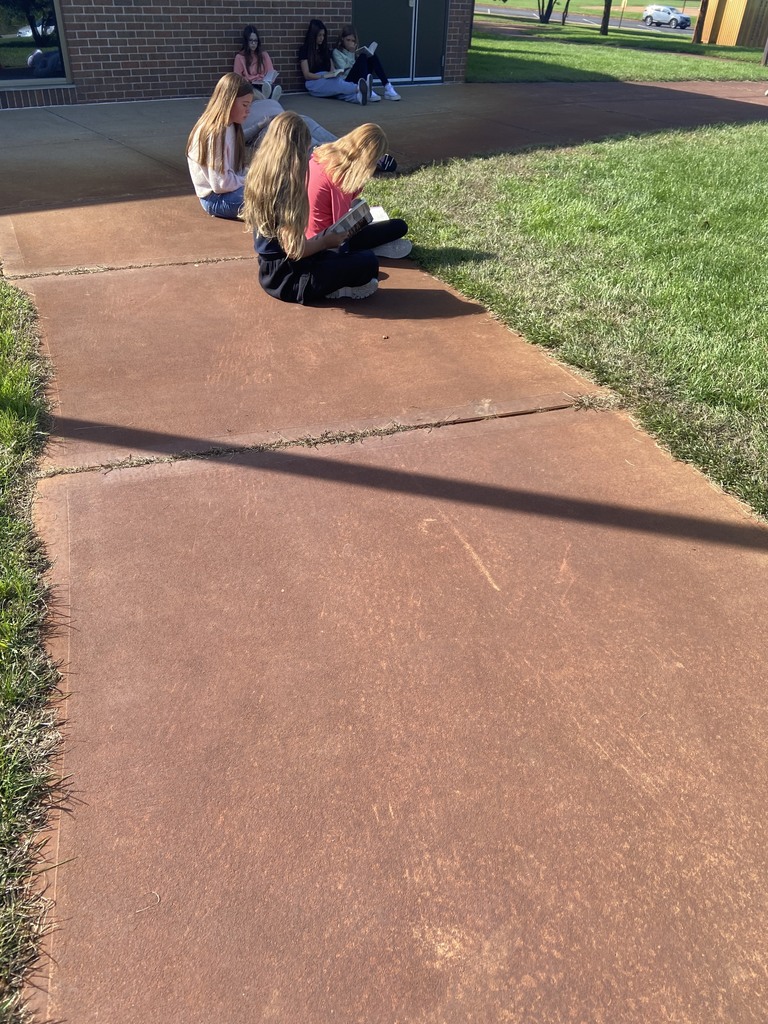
[0,1,67,88]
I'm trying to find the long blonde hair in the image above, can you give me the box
[313,124,387,196]
[243,112,312,261]
[187,73,252,174]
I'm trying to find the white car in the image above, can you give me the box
[16,23,55,37]
[642,5,691,28]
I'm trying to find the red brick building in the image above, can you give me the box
[0,0,474,109]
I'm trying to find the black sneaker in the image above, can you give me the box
[375,154,397,174]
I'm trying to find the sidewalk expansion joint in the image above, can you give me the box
[11,255,250,281]
[39,396,608,479]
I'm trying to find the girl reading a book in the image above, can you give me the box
[187,73,254,220]
[298,19,368,104]
[308,124,411,259]
[244,112,380,303]
[331,26,401,102]
[234,25,281,102]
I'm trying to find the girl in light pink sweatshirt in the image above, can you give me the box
[233,25,281,101]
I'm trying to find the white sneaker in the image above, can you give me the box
[327,279,379,300]
[271,84,283,104]
[384,83,401,101]
[369,89,382,102]
[372,239,412,259]
[356,78,368,105]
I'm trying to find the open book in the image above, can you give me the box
[262,69,279,85]
[321,198,373,237]
[326,67,345,78]
[356,41,377,57]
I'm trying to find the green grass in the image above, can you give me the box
[0,281,58,1024]
[368,121,768,517]
[469,22,768,81]
[475,0,701,19]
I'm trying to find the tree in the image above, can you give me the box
[0,0,57,45]
[561,0,573,25]
[538,0,558,23]
[691,0,709,43]
[599,0,613,35]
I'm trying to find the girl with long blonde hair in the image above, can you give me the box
[187,73,254,219]
[308,124,411,259]
[243,112,379,303]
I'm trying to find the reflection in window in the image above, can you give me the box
[0,1,65,84]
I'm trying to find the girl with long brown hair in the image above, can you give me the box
[233,25,282,101]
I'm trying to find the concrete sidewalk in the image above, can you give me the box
[3,83,768,1024]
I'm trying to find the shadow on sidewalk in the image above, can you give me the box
[49,416,768,552]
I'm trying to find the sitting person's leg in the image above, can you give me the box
[368,55,401,100]
[346,218,408,252]
[199,186,245,220]
[305,77,360,102]
[304,249,379,300]
[301,116,338,148]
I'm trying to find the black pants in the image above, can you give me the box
[346,53,389,86]
[345,218,408,252]
[259,248,379,304]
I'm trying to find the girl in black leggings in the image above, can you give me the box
[243,112,379,304]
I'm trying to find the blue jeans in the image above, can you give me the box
[199,187,244,220]
[305,77,358,102]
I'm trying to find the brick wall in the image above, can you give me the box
[0,1,471,109]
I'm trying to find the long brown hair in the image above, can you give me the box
[334,24,358,51]
[303,18,330,73]
[313,124,387,196]
[187,73,252,174]
[243,112,312,261]
[238,24,265,77]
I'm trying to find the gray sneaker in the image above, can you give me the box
[327,278,379,300]
[372,239,412,259]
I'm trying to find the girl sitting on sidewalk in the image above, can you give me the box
[308,124,411,260]
[233,24,282,102]
[331,25,401,102]
[187,73,254,220]
[244,112,380,303]
[298,19,368,105]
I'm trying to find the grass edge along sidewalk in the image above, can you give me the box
[0,280,60,1024]
[368,120,768,521]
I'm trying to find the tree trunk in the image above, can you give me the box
[692,0,708,43]
[600,0,613,34]
[538,0,558,22]
[561,0,573,24]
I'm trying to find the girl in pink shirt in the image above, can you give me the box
[307,124,411,259]
[233,25,281,101]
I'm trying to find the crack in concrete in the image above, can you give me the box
[39,401,597,480]
[12,254,250,281]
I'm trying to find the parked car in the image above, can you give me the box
[16,23,55,38]
[642,5,691,28]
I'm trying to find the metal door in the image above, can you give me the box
[351,0,448,82]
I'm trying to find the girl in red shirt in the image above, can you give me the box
[308,124,411,259]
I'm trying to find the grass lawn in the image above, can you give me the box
[474,0,701,18]
[0,282,58,1024]
[368,121,768,518]
[470,23,768,80]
